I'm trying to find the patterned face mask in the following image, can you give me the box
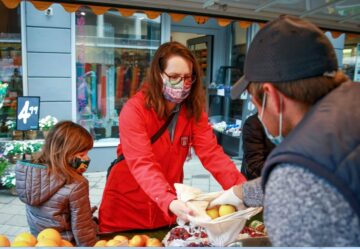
[162,75,192,104]
[71,157,91,174]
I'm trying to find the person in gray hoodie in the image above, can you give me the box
[16,121,97,246]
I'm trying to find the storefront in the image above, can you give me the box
[0,0,359,171]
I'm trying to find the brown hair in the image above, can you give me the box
[34,121,93,183]
[143,41,205,121]
[248,71,348,105]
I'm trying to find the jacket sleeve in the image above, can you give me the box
[69,180,98,247]
[192,111,247,189]
[119,102,176,218]
[242,115,271,179]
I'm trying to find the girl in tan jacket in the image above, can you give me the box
[16,121,97,246]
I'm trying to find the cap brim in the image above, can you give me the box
[230,76,249,100]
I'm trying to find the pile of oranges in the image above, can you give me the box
[0,228,73,247]
[95,234,163,247]
[0,229,163,247]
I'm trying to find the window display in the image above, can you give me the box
[0,1,22,138]
[75,8,161,140]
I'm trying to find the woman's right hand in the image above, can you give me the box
[169,199,193,222]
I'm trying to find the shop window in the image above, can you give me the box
[343,35,360,82]
[75,8,161,140]
[209,23,248,158]
[0,1,22,138]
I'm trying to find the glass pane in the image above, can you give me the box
[0,1,22,138]
[75,8,161,140]
[343,34,360,81]
[189,42,208,84]
[230,23,247,120]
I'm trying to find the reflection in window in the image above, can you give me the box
[343,34,360,82]
[0,1,22,138]
[75,8,161,140]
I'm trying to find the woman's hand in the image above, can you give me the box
[169,199,194,222]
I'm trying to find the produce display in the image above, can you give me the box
[95,234,162,247]
[0,229,73,247]
[163,219,267,247]
[0,229,163,247]
[162,226,210,247]
[239,220,267,239]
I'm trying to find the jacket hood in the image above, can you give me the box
[16,161,66,206]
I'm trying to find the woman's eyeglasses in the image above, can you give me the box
[163,71,196,85]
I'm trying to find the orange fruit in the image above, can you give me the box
[113,235,128,243]
[141,234,149,242]
[37,228,62,245]
[146,238,163,247]
[13,232,37,246]
[11,241,32,247]
[0,235,10,247]
[94,240,107,247]
[106,239,125,247]
[128,235,146,247]
[60,239,73,247]
[35,239,59,247]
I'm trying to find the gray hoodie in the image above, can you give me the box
[15,161,97,246]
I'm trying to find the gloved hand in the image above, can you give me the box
[208,186,246,210]
[169,199,194,223]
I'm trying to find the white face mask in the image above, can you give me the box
[258,93,284,146]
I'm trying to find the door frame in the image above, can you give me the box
[171,17,230,82]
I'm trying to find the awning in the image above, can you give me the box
[1,0,359,37]
[1,0,255,28]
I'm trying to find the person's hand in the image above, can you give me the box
[91,206,98,214]
[169,199,194,222]
[208,186,246,210]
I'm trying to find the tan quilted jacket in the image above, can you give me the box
[15,161,97,246]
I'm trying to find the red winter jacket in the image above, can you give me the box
[99,91,246,232]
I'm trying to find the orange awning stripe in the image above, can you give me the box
[257,22,266,28]
[61,3,81,12]
[169,13,186,22]
[238,21,252,29]
[331,31,343,39]
[217,18,232,27]
[89,5,110,15]
[2,0,20,8]
[347,33,360,40]
[118,8,136,17]
[31,1,53,11]
[144,10,161,19]
[193,15,209,24]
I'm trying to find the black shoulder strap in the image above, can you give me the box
[107,111,177,178]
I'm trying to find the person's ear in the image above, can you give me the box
[263,83,283,114]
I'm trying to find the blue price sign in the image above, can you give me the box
[16,96,40,131]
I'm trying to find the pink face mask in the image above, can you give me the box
[162,76,192,103]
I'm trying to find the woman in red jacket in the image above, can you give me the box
[99,41,246,232]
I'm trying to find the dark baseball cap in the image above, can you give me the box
[231,15,338,99]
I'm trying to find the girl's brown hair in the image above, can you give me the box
[34,121,93,183]
[143,41,205,121]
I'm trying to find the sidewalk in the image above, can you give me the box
[0,156,241,241]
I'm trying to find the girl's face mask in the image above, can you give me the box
[72,156,91,174]
[161,73,194,103]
